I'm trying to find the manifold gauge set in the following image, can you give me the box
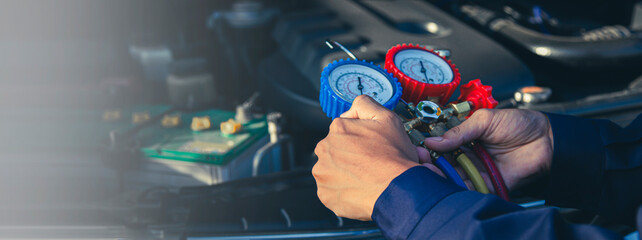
[319,41,510,201]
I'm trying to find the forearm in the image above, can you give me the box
[373,167,621,239]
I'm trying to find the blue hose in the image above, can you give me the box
[434,156,468,189]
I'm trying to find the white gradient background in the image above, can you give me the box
[0,1,208,238]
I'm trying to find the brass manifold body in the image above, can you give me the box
[402,100,471,145]
[401,100,491,194]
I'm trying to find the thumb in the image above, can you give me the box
[423,109,494,152]
[340,95,392,121]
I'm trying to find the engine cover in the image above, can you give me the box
[259,0,534,131]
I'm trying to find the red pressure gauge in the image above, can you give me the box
[385,44,461,105]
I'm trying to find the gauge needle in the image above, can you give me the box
[358,77,364,94]
[420,61,430,83]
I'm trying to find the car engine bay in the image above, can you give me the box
[0,0,641,239]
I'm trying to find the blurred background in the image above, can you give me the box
[0,0,640,239]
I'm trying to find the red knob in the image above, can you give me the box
[457,79,498,115]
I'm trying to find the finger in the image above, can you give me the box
[416,146,431,163]
[424,109,494,152]
[340,95,391,121]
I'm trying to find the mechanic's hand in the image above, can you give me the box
[423,109,554,191]
[313,95,419,221]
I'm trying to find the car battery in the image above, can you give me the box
[118,108,276,189]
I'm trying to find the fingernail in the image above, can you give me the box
[427,136,444,142]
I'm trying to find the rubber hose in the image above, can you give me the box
[455,151,490,194]
[434,156,468,189]
[472,142,511,201]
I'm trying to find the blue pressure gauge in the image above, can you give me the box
[320,59,402,118]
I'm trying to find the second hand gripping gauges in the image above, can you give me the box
[385,43,508,201]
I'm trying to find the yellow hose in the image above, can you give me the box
[455,151,490,194]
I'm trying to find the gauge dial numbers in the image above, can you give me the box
[394,49,454,84]
[320,59,402,119]
[384,44,461,105]
[328,64,394,104]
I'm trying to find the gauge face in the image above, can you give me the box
[394,49,454,84]
[328,64,394,104]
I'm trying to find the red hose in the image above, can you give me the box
[472,142,511,201]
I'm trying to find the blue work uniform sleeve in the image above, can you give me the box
[372,167,621,239]
[544,113,642,225]
[372,113,642,239]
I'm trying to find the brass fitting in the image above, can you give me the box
[404,118,422,133]
[448,102,472,119]
[428,122,448,137]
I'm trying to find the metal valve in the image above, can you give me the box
[457,79,498,115]
[415,100,442,123]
